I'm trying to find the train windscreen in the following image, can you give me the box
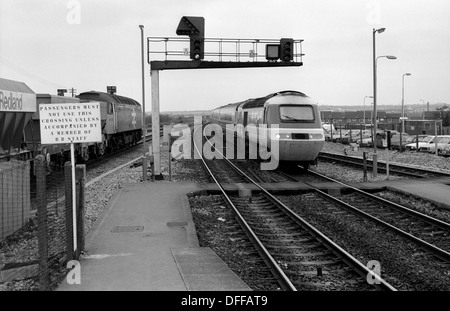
[279,105,315,122]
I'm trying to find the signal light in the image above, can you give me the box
[280,38,294,62]
[190,38,204,60]
[266,44,280,61]
[176,16,205,61]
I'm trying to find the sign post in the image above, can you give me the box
[39,102,102,252]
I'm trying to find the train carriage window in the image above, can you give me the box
[279,105,315,122]
[108,102,114,114]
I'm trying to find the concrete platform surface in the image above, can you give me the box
[56,182,251,291]
[353,177,450,210]
[386,178,450,210]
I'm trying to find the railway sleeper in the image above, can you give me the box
[288,270,331,276]
[264,244,322,250]
[284,259,342,266]
[271,251,333,257]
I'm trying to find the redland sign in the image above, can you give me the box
[0,78,36,112]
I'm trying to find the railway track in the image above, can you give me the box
[197,136,396,291]
[318,151,450,178]
[280,168,450,264]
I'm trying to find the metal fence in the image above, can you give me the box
[1,160,31,242]
[0,155,85,291]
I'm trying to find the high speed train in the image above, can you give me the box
[210,90,324,169]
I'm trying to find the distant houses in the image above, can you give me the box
[320,108,450,135]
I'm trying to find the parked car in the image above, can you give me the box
[418,136,450,153]
[390,133,411,150]
[369,130,396,149]
[405,135,439,151]
[322,123,337,141]
[357,130,384,148]
[332,129,350,143]
[438,144,450,157]
[334,129,371,145]
[359,136,373,147]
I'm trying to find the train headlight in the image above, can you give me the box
[309,133,323,139]
[275,133,291,139]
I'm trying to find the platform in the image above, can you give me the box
[56,182,251,291]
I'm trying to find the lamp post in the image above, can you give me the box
[373,27,396,177]
[139,25,148,181]
[400,73,411,152]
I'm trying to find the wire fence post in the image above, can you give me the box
[36,154,49,291]
[363,151,368,182]
[76,164,86,257]
[64,161,74,261]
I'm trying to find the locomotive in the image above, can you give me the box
[211,90,324,169]
[24,90,142,164]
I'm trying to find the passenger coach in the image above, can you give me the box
[211,90,325,169]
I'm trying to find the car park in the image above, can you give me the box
[405,135,439,151]
[322,123,337,141]
[390,132,411,150]
[332,129,349,143]
[418,136,450,153]
[359,136,373,147]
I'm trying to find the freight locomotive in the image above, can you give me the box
[210,90,324,169]
[24,90,142,164]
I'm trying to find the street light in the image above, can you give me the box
[372,27,395,177]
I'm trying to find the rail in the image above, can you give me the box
[196,130,396,291]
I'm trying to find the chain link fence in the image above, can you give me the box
[1,155,85,291]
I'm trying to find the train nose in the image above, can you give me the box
[279,141,324,161]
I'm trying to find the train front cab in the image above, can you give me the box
[265,94,325,166]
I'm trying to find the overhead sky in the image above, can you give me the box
[1,0,449,112]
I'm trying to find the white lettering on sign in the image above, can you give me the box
[39,102,102,144]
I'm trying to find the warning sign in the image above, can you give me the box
[39,102,102,144]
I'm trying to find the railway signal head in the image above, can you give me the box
[190,38,204,60]
[176,16,204,36]
[266,44,280,61]
[176,16,205,61]
[280,38,294,62]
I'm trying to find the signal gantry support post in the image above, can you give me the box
[151,69,162,179]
